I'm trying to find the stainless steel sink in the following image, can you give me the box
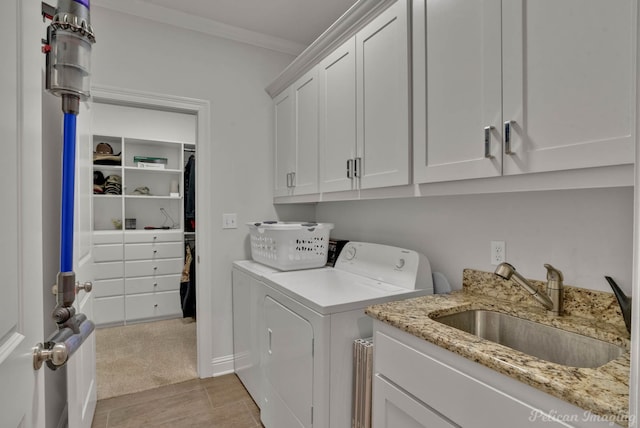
[433,310,625,368]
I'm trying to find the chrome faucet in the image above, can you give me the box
[494,262,564,316]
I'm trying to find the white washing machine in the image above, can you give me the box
[235,242,442,428]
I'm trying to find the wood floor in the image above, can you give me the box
[91,374,263,428]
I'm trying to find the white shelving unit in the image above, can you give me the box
[93,135,187,232]
[92,135,190,326]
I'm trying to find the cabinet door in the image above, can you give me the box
[502,0,635,175]
[319,37,357,193]
[274,89,295,197]
[292,69,319,195]
[413,0,502,183]
[356,0,410,189]
[373,375,457,428]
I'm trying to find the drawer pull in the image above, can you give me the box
[153,282,158,287]
[153,250,158,254]
[153,236,157,240]
[154,304,158,308]
[153,266,158,271]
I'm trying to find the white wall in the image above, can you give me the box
[90,7,314,373]
[316,187,634,294]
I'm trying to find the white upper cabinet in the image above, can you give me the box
[502,0,635,175]
[413,0,502,183]
[357,0,410,189]
[414,0,635,184]
[274,69,319,197]
[319,37,358,193]
[293,68,320,195]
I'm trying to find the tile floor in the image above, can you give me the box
[91,374,262,428]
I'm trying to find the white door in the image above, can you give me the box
[413,0,502,183]
[67,99,97,428]
[319,37,357,193]
[0,0,46,427]
[356,0,410,190]
[502,0,635,175]
[274,89,295,197]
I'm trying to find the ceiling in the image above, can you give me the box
[138,0,359,46]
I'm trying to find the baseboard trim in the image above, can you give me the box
[211,354,235,377]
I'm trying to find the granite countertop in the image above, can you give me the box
[366,269,631,426]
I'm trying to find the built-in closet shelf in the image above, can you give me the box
[123,167,182,174]
[124,195,182,200]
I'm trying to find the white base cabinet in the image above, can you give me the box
[372,320,620,428]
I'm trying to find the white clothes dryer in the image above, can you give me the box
[233,242,444,428]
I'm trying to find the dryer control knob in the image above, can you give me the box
[344,246,357,260]
[396,258,405,269]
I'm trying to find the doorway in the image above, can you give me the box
[90,87,211,398]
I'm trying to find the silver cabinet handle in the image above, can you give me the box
[484,126,495,158]
[354,157,362,178]
[504,121,515,155]
[286,172,291,188]
[290,172,295,187]
[347,159,354,179]
[268,328,273,355]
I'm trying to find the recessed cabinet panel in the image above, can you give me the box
[373,375,457,428]
[124,242,183,261]
[125,274,181,294]
[293,70,320,195]
[356,0,410,189]
[125,291,182,322]
[502,0,635,175]
[93,244,124,262]
[319,37,357,193]
[93,278,125,298]
[94,296,125,326]
[414,0,502,183]
[93,261,124,281]
[274,90,295,197]
[124,258,183,278]
[124,231,183,244]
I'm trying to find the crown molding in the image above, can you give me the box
[265,0,397,97]
[91,0,307,56]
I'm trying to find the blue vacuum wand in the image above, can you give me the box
[34,0,97,371]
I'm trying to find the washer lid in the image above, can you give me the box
[264,268,426,315]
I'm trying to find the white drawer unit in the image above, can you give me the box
[125,274,181,294]
[94,278,125,298]
[94,244,124,262]
[125,291,182,322]
[92,229,184,327]
[124,242,183,261]
[124,258,183,278]
[124,231,183,244]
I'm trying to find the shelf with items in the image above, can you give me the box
[124,197,181,231]
[124,138,182,170]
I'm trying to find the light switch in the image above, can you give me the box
[223,213,237,229]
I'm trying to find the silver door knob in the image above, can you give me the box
[75,281,92,293]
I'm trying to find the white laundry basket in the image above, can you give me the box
[247,221,334,270]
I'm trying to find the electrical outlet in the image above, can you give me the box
[490,241,506,265]
[222,213,237,229]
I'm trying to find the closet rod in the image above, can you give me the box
[184,148,196,153]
